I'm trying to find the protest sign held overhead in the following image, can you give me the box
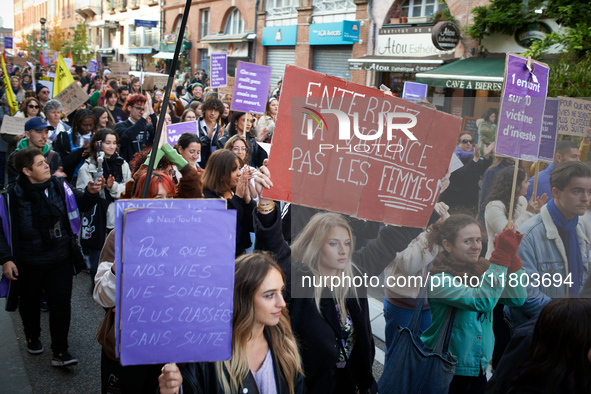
[402,82,428,103]
[231,62,272,115]
[111,61,131,79]
[210,53,227,89]
[113,199,228,356]
[557,97,591,137]
[166,120,198,146]
[539,98,558,162]
[119,208,236,366]
[263,65,462,228]
[54,82,90,116]
[495,54,549,161]
[54,54,75,96]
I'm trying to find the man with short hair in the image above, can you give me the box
[1,148,103,367]
[117,86,129,109]
[525,140,580,201]
[512,161,591,326]
[129,77,141,94]
[6,117,64,186]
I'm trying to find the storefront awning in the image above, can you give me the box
[415,57,505,91]
[120,47,156,55]
[349,56,445,73]
[153,52,175,59]
[200,33,256,43]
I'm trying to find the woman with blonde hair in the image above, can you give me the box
[159,252,305,394]
[251,161,421,393]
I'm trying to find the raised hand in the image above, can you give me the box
[158,363,182,394]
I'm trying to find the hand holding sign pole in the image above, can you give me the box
[495,54,549,225]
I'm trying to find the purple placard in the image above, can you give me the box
[113,199,228,356]
[166,120,198,146]
[539,98,558,162]
[7,64,13,75]
[495,54,549,161]
[4,37,13,49]
[231,62,272,115]
[210,53,227,89]
[119,208,236,366]
[402,81,428,103]
[88,60,97,73]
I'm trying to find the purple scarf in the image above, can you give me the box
[454,145,474,162]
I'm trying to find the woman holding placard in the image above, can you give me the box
[53,109,96,183]
[250,161,421,393]
[202,149,256,256]
[158,252,305,394]
[420,215,527,394]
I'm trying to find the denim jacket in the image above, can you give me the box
[511,205,590,326]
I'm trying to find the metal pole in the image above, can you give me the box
[251,0,260,64]
[141,0,192,198]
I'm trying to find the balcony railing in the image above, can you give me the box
[129,29,159,48]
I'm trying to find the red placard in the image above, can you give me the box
[264,66,462,228]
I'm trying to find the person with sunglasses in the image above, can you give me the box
[114,94,156,163]
[439,132,495,216]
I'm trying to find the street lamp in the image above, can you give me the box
[40,18,47,42]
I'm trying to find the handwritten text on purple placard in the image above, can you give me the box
[166,120,198,146]
[119,208,236,366]
[231,62,272,115]
[210,53,227,89]
[495,54,549,161]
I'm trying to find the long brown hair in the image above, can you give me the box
[216,252,303,394]
[426,214,482,250]
[223,134,250,166]
[202,149,241,197]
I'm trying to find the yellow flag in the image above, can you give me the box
[1,52,19,115]
[53,53,75,96]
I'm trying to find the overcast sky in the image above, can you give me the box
[0,0,15,29]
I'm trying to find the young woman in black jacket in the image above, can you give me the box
[53,109,96,183]
[202,149,256,256]
[250,162,421,394]
[159,252,304,394]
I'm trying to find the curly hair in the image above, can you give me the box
[20,97,41,117]
[202,97,224,114]
[122,94,147,114]
[483,166,526,218]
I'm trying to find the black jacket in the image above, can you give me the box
[203,190,255,256]
[254,207,420,394]
[113,114,157,163]
[439,155,492,215]
[53,131,87,182]
[0,176,99,266]
[198,117,221,169]
[6,147,63,187]
[177,328,305,394]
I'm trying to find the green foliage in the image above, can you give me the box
[546,54,591,97]
[62,22,94,64]
[467,0,547,39]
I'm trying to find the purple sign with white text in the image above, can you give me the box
[495,54,549,161]
[166,120,198,146]
[113,199,228,357]
[539,98,558,162]
[231,62,272,115]
[4,37,12,49]
[119,208,236,366]
[402,82,428,103]
[210,53,227,89]
[88,60,97,73]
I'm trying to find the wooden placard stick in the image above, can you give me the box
[507,159,521,227]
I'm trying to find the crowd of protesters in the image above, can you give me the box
[0,61,590,394]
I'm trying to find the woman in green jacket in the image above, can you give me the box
[476,109,498,149]
[420,215,527,394]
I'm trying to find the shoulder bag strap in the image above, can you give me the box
[433,307,457,354]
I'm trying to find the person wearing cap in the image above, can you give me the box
[180,83,203,108]
[0,147,104,368]
[36,84,51,108]
[6,117,64,187]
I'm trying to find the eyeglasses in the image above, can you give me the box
[28,105,39,109]
[133,106,145,112]
[233,147,247,152]
[460,139,474,144]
